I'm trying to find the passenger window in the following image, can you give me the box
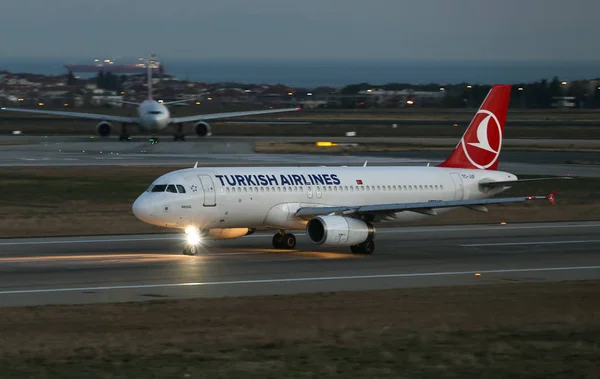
[176,185,186,193]
[226,188,230,193]
[151,184,167,192]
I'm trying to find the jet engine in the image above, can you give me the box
[194,121,212,137]
[207,228,254,240]
[306,216,375,247]
[96,121,112,137]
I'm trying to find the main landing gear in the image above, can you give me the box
[119,123,131,141]
[173,124,185,141]
[272,231,297,249]
[350,239,375,255]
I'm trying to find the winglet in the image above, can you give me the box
[546,191,557,205]
[194,161,198,168]
[363,161,368,167]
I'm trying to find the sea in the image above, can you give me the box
[0,57,599,88]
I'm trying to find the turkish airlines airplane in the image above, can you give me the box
[0,58,299,141]
[132,84,566,255]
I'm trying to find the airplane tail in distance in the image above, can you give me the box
[147,54,155,100]
[438,84,512,170]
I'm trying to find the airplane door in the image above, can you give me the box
[307,186,313,198]
[450,173,464,201]
[198,175,216,206]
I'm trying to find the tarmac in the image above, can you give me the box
[0,221,599,307]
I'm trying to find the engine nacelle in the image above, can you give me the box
[306,216,375,247]
[207,228,253,240]
[194,121,212,137]
[96,121,112,137]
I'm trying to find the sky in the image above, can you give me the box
[1,0,598,61]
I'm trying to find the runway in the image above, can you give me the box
[1,221,599,307]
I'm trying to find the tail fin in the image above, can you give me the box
[147,54,155,100]
[438,84,512,170]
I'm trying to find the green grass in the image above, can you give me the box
[1,281,599,378]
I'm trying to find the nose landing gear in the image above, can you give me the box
[182,244,199,255]
[183,227,202,255]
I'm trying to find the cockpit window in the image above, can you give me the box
[166,185,178,193]
[176,185,186,193]
[151,184,167,192]
[148,111,162,115]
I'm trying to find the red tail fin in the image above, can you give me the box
[438,84,512,170]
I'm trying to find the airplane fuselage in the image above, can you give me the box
[132,166,516,231]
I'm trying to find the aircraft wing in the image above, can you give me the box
[295,192,556,219]
[479,177,572,188]
[170,107,300,123]
[0,107,138,123]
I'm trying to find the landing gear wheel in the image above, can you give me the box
[183,244,199,256]
[350,239,375,255]
[272,233,296,249]
[281,233,296,249]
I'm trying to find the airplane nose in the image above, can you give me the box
[132,195,155,223]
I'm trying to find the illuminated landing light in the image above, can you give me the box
[475,273,481,277]
[185,226,202,246]
[500,221,507,225]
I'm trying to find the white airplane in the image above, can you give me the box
[132,84,567,255]
[0,57,299,141]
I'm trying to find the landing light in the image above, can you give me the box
[185,226,202,246]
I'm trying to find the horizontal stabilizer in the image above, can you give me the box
[479,176,572,188]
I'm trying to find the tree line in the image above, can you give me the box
[340,77,600,108]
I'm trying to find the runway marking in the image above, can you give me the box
[461,240,600,247]
[0,265,599,295]
[2,222,600,247]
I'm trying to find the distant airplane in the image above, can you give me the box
[132,84,568,256]
[1,55,299,141]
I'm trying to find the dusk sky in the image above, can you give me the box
[1,0,597,61]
